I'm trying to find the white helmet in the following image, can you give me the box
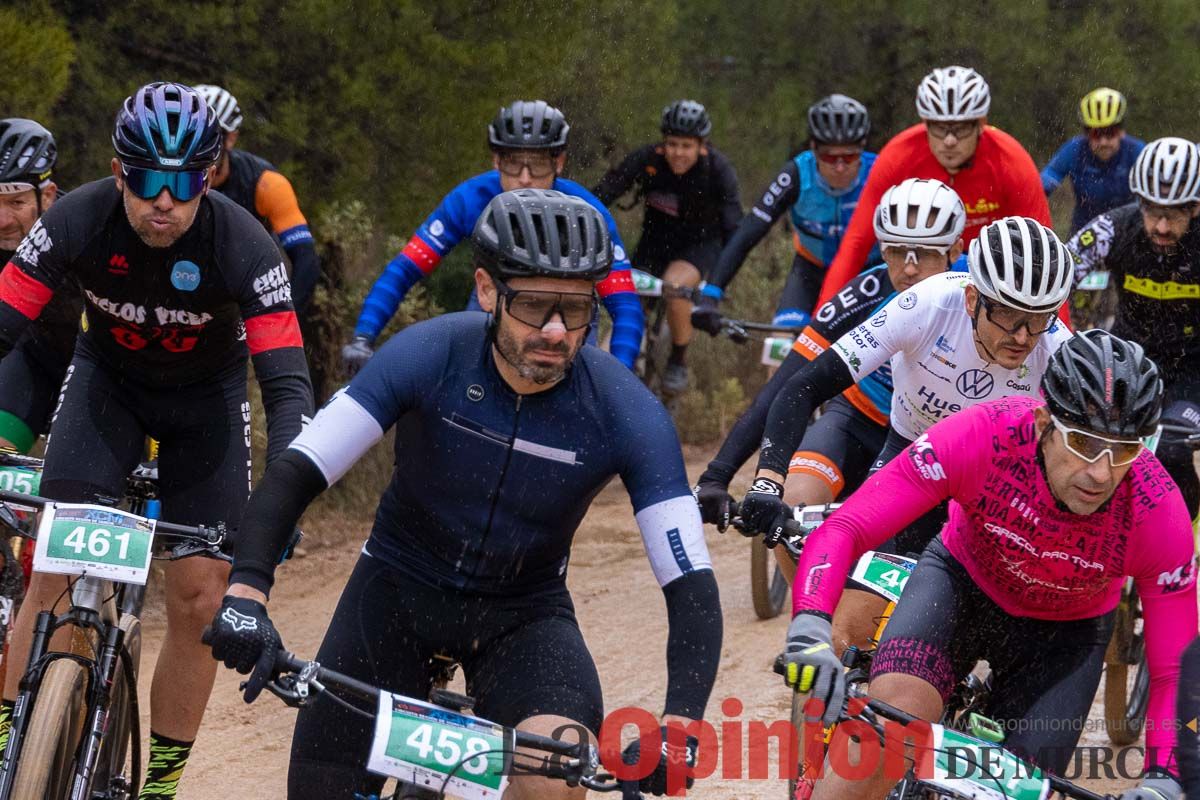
[1129,137,1200,206]
[968,217,1072,314]
[193,84,243,133]
[873,178,966,248]
[915,66,991,121]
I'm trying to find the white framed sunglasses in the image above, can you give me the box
[880,242,952,265]
[1049,415,1145,467]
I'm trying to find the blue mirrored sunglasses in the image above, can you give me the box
[121,164,208,202]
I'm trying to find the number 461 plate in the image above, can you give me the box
[33,503,156,585]
[367,692,512,800]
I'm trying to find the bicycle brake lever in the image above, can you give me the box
[722,322,749,344]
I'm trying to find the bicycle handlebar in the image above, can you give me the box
[264,650,630,793]
[0,489,228,555]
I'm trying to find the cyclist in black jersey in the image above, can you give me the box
[0,82,313,799]
[204,189,720,799]
[195,84,321,311]
[0,119,81,454]
[1068,137,1200,518]
[594,99,742,396]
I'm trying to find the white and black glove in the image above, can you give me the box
[202,595,282,703]
[341,335,375,377]
[619,725,699,796]
[783,613,846,727]
[738,477,790,546]
[1119,774,1183,800]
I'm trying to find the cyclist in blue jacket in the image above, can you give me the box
[1041,87,1145,233]
[342,101,643,375]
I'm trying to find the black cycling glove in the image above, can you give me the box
[202,595,282,703]
[620,725,699,796]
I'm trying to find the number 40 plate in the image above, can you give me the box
[368,692,512,800]
[32,503,156,585]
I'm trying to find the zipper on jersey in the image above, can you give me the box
[470,394,522,586]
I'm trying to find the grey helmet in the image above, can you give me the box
[488,101,569,151]
[473,188,612,281]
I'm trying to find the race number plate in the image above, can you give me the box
[0,466,40,497]
[33,503,156,584]
[1077,271,1109,291]
[761,337,792,367]
[368,692,512,800]
[631,269,663,297]
[849,551,916,603]
[925,725,1049,800]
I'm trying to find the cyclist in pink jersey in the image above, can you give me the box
[779,331,1195,800]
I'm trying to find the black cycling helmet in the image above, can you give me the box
[473,188,612,282]
[1041,330,1163,438]
[661,100,712,139]
[807,94,870,145]
[112,82,222,170]
[488,101,569,152]
[0,119,56,188]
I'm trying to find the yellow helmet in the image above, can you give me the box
[1079,87,1127,129]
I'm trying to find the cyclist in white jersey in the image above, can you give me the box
[739,216,1074,650]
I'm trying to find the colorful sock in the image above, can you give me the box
[669,344,688,366]
[139,731,194,798]
[0,698,14,754]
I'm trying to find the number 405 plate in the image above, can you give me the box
[368,692,512,800]
[32,503,156,585]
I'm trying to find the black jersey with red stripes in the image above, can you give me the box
[0,177,306,384]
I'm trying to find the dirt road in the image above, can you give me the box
[136,450,1139,798]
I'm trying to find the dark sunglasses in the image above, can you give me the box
[494,278,596,331]
[980,297,1056,335]
[121,164,208,202]
[1087,126,1122,140]
[496,152,557,179]
[814,148,863,166]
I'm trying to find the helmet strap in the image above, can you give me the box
[970,300,1002,364]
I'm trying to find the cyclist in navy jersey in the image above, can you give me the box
[698,94,878,334]
[343,100,643,376]
[1042,87,1145,233]
[0,83,313,799]
[206,189,720,799]
[594,99,741,396]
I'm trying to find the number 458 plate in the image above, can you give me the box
[368,692,512,800]
[33,503,156,585]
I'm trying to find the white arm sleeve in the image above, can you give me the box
[289,389,385,485]
[635,495,713,587]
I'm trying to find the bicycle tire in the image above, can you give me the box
[1104,587,1143,746]
[750,538,789,620]
[10,659,89,799]
[96,614,142,797]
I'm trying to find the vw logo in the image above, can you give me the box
[956,369,995,399]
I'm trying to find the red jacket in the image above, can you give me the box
[817,123,1052,306]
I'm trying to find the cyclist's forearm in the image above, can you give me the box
[254,357,315,464]
[354,251,427,340]
[708,213,773,290]
[705,349,811,485]
[662,569,721,720]
[756,351,853,477]
[599,288,643,369]
[284,239,321,312]
[229,448,328,596]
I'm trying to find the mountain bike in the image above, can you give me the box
[0,489,229,800]
[1070,271,1117,331]
[775,685,1118,800]
[251,648,638,799]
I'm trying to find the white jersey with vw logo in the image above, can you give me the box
[829,272,1070,441]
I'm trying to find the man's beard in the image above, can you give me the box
[494,323,579,385]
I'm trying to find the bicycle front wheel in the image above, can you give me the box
[10,659,88,799]
[96,614,143,797]
[751,538,791,620]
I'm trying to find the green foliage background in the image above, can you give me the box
[6,0,1200,449]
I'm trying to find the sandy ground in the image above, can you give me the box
[131,448,1139,799]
